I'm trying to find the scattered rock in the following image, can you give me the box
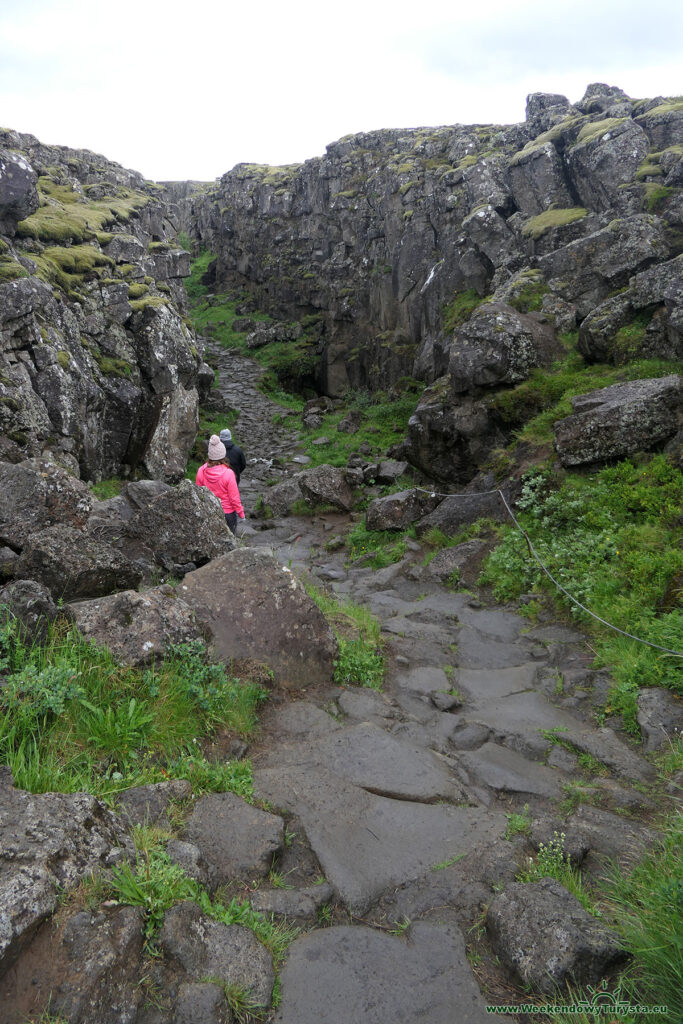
[183,791,284,887]
[179,548,338,687]
[486,878,628,993]
[161,901,274,1006]
[69,585,203,666]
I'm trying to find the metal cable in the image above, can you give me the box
[412,486,683,657]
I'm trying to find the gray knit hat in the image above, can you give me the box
[219,428,232,443]
[207,434,226,460]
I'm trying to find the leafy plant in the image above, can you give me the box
[517,832,594,912]
[504,804,532,839]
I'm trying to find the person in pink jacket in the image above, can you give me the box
[195,434,245,535]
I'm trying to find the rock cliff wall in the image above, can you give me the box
[0,130,212,482]
[183,84,683,481]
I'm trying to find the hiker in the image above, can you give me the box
[196,434,245,535]
[219,427,247,484]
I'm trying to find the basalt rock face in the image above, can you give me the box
[0,129,209,483]
[185,85,683,483]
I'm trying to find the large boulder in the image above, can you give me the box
[566,117,650,211]
[179,548,338,687]
[507,142,574,216]
[486,878,627,993]
[538,215,670,318]
[299,464,354,512]
[0,772,129,975]
[366,489,440,532]
[255,475,305,517]
[416,484,508,536]
[554,375,682,466]
[69,585,203,666]
[124,479,235,574]
[14,524,142,601]
[0,459,92,551]
[0,579,69,644]
[525,92,573,137]
[0,149,38,233]
[403,380,504,484]
[449,303,563,394]
[140,383,199,483]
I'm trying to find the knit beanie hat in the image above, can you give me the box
[207,434,226,460]
[219,428,232,443]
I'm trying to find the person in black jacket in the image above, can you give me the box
[219,428,247,484]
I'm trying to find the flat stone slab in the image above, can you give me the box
[183,792,284,888]
[274,922,503,1024]
[259,722,464,803]
[459,742,563,798]
[337,689,397,721]
[268,701,342,737]
[455,664,539,704]
[552,726,655,782]
[254,765,504,913]
[393,665,451,696]
[455,626,536,669]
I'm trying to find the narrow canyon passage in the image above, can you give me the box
[208,349,657,1022]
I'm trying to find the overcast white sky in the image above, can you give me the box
[1,0,681,182]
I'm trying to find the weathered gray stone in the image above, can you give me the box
[637,687,683,752]
[15,523,142,600]
[184,792,284,887]
[416,489,506,536]
[0,458,92,551]
[260,721,464,803]
[366,488,440,531]
[141,383,199,483]
[0,905,144,1024]
[450,302,563,394]
[0,149,38,232]
[174,982,227,1024]
[299,464,354,512]
[0,783,128,973]
[161,902,273,1006]
[487,878,628,993]
[69,585,202,666]
[125,478,235,574]
[566,117,650,211]
[0,578,67,644]
[256,475,304,517]
[179,548,338,687]
[459,742,563,798]
[554,375,682,465]
[166,840,210,886]
[116,780,191,829]
[274,923,502,1024]
[425,540,486,583]
[250,883,335,922]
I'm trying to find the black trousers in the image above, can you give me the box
[225,512,237,534]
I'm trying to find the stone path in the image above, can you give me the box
[213,354,660,1023]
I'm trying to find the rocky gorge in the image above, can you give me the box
[0,83,681,1024]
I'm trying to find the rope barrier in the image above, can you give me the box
[412,485,683,658]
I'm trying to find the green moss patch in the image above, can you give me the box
[17,177,151,245]
[0,257,29,282]
[522,207,588,240]
[441,288,487,334]
[575,118,627,146]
